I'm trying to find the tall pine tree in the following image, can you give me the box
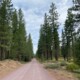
[11,9,19,59]
[49,3,59,61]
[64,9,74,61]
[27,34,33,60]
[72,0,80,65]
[0,0,13,60]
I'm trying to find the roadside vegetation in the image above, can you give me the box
[36,0,80,80]
[42,59,80,80]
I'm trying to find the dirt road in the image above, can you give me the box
[1,59,55,80]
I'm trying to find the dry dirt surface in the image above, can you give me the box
[0,60,23,79]
[0,59,55,80]
[0,59,77,80]
[48,69,78,80]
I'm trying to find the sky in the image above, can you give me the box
[12,0,73,53]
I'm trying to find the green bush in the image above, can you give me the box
[60,61,67,66]
[66,63,79,72]
[73,69,80,73]
[45,63,60,69]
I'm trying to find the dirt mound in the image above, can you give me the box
[0,60,23,78]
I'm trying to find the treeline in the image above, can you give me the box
[0,0,33,61]
[36,0,80,66]
[37,3,59,61]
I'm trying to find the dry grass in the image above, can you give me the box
[0,60,23,79]
[43,61,78,80]
[48,69,78,80]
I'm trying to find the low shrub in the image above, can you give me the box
[66,63,79,72]
[73,69,80,73]
[45,63,60,69]
[60,61,67,66]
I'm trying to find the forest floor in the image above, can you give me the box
[43,62,78,80]
[0,60,23,79]
[47,69,77,80]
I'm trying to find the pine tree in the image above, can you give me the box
[49,3,59,61]
[37,3,59,61]
[37,13,52,60]
[0,0,13,60]
[74,37,80,65]
[72,0,80,65]
[43,13,52,60]
[17,8,28,61]
[61,30,67,60]
[27,34,33,60]
[0,0,33,61]
[64,9,75,61]
[11,9,19,59]
[37,26,45,60]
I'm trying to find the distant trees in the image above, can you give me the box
[61,0,80,65]
[62,9,74,61]
[11,9,19,59]
[1,0,80,65]
[37,0,80,66]
[37,26,45,59]
[27,34,34,60]
[0,0,33,61]
[72,0,80,65]
[49,3,59,61]
[61,30,67,60]
[0,0,13,60]
[37,13,52,60]
[37,3,59,61]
